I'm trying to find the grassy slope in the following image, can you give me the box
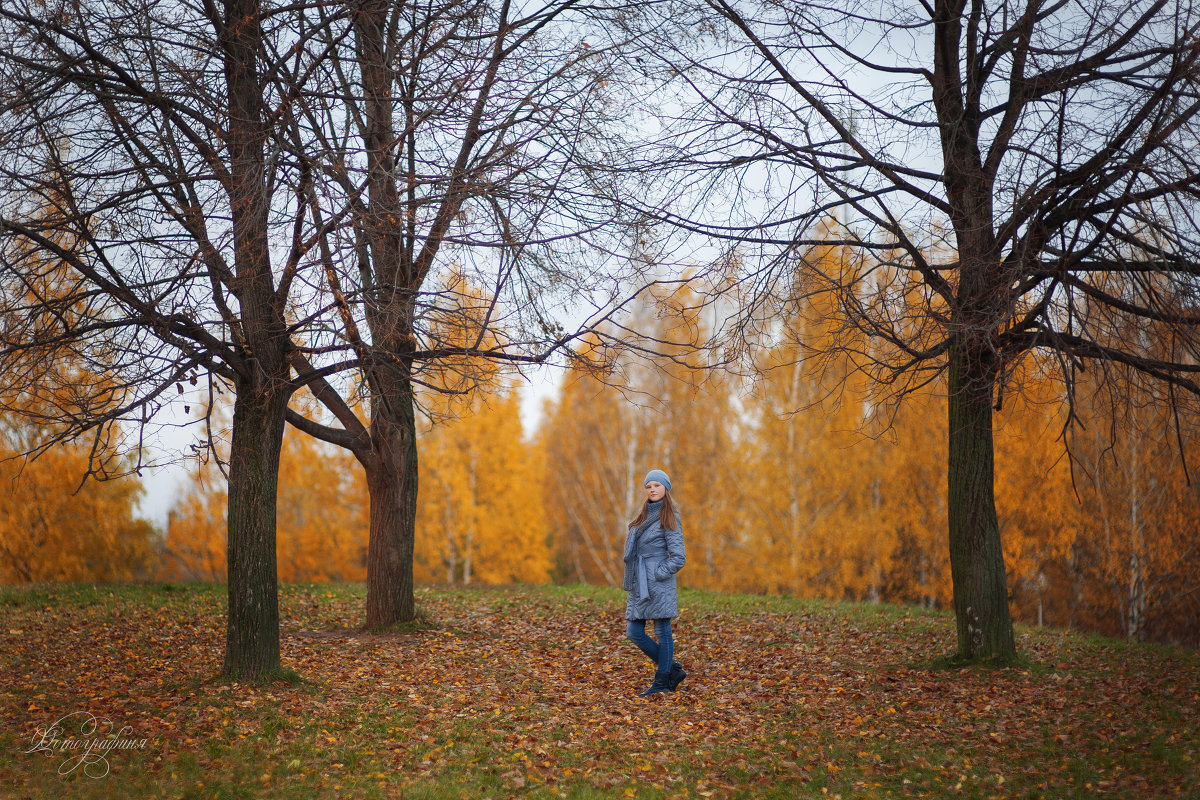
[0,581,1196,799]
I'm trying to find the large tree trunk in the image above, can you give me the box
[363,358,419,627]
[219,0,290,679]
[931,0,1017,660]
[946,338,1016,661]
[353,0,420,627]
[223,385,288,678]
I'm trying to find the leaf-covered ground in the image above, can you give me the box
[1,582,1196,799]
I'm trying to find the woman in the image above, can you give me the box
[623,468,687,697]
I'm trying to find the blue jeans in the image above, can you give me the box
[626,618,673,676]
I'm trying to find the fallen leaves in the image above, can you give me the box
[0,583,1197,798]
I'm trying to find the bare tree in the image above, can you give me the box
[621,0,1200,659]
[0,0,334,679]
[277,0,656,625]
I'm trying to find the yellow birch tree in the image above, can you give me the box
[416,382,550,585]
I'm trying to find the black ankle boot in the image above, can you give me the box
[667,662,686,691]
[638,670,672,697]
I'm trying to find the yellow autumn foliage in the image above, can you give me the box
[416,382,550,585]
[162,380,549,587]
[0,434,155,583]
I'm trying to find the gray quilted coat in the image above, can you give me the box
[622,516,686,620]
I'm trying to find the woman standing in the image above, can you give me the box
[623,469,687,697]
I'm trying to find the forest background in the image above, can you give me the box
[4,242,1198,650]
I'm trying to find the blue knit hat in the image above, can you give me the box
[643,469,671,492]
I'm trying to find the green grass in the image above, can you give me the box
[1,581,1196,799]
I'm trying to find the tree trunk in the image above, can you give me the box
[363,360,419,627]
[946,339,1016,661]
[350,0,419,627]
[218,0,290,679]
[222,384,287,679]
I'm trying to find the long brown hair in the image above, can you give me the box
[629,490,679,532]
